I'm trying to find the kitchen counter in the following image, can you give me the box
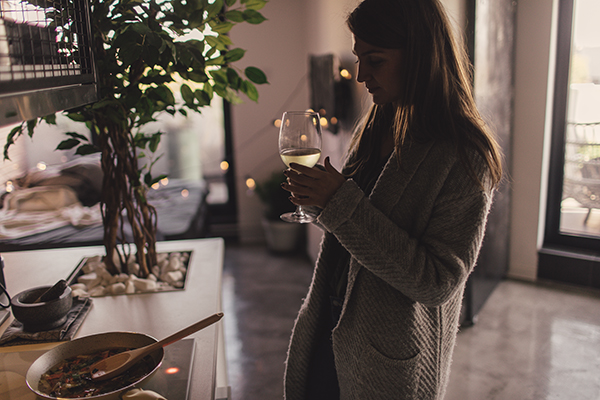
[0,238,228,400]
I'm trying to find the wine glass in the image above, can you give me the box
[278,111,322,223]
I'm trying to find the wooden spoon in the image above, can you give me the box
[90,312,223,381]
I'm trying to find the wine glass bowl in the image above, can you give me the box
[278,111,322,223]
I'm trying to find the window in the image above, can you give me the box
[541,0,600,286]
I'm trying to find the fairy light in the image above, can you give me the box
[220,161,229,171]
[246,177,256,189]
[36,162,47,171]
[273,119,282,128]
[181,189,189,198]
[340,68,352,79]
[320,117,329,129]
[151,182,160,190]
[165,367,180,375]
[6,181,14,193]
[160,177,169,186]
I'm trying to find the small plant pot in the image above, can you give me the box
[262,218,304,253]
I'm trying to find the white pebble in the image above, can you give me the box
[109,282,127,295]
[161,270,184,286]
[131,276,157,291]
[128,263,140,277]
[125,280,136,294]
[89,286,106,297]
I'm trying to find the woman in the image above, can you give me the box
[281,0,503,399]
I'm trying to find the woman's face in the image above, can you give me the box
[352,36,404,105]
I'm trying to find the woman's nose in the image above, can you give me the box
[356,64,366,83]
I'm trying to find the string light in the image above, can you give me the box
[36,162,47,171]
[340,68,352,79]
[160,177,169,186]
[220,161,229,171]
[245,177,256,189]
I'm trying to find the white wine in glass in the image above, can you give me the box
[278,111,322,223]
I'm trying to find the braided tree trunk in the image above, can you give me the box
[97,116,158,277]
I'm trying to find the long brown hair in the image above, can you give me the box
[346,0,502,188]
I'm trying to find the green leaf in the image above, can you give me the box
[203,83,214,99]
[122,86,143,108]
[188,70,209,82]
[245,66,268,84]
[181,84,195,105]
[194,89,211,106]
[149,133,162,152]
[210,69,228,85]
[217,34,233,46]
[57,138,80,150]
[206,0,224,18]
[156,85,176,105]
[204,35,223,50]
[225,0,236,6]
[65,131,89,141]
[206,54,225,66]
[226,68,240,88]
[241,80,259,101]
[43,114,57,125]
[224,48,245,62]
[75,144,99,156]
[225,10,244,22]
[26,119,37,137]
[242,0,267,10]
[188,9,206,29]
[242,9,266,24]
[211,21,234,34]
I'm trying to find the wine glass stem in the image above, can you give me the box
[294,205,306,217]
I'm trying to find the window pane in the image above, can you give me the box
[560,0,600,238]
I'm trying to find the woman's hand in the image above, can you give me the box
[281,156,346,209]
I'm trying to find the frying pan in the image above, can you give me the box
[26,332,163,400]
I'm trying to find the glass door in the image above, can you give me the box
[545,0,600,253]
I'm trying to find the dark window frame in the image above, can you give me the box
[540,0,600,287]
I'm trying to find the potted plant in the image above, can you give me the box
[3,0,268,277]
[254,171,304,253]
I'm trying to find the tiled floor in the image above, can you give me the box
[222,242,600,400]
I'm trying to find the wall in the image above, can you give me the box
[509,0,558,280]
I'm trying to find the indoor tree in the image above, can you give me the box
[3,0,268,277]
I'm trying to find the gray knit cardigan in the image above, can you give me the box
[283,139,494,400]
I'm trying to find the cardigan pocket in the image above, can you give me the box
[354,343,422,399]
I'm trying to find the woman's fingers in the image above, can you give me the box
[281,157,346,208]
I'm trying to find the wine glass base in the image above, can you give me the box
[280,212,314,224]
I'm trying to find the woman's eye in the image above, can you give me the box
[369,59,384,67]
